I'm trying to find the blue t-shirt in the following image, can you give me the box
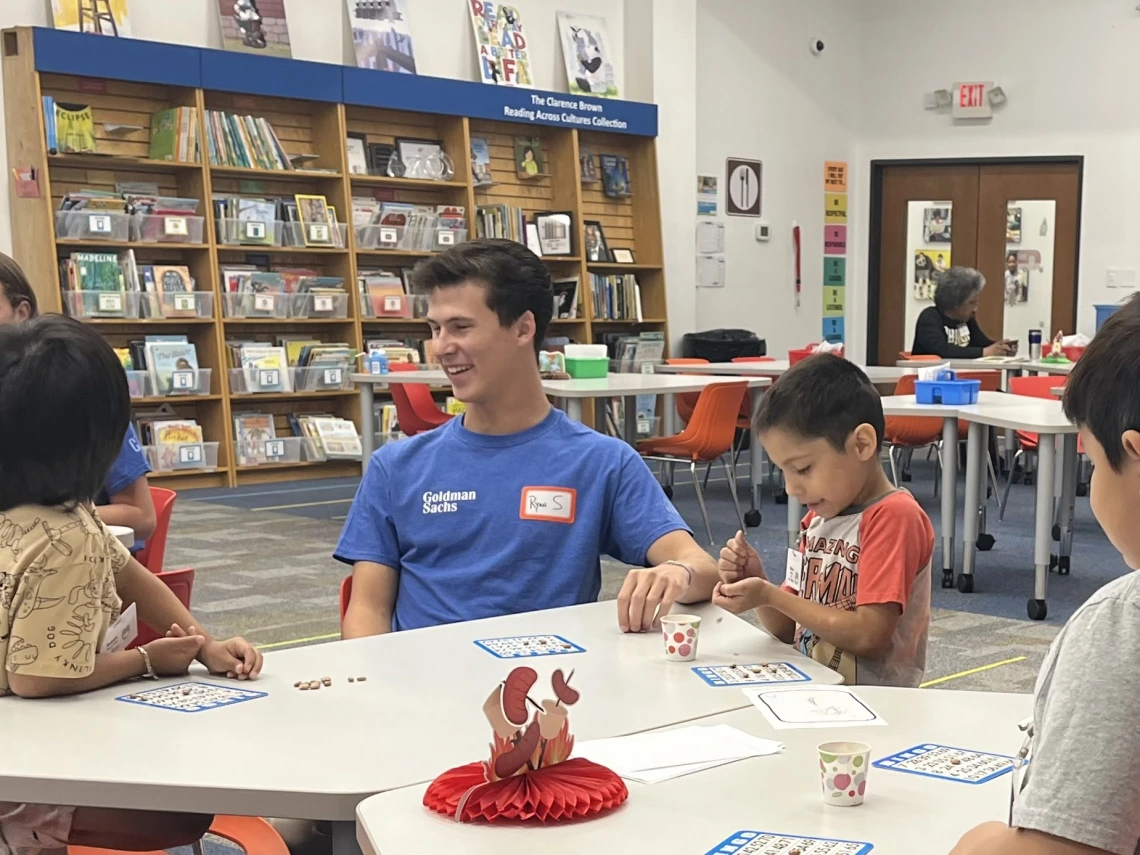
[334,408,690,631]
[96,424,151,552]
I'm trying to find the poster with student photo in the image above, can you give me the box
[923,207,951,243]
[1005,252,1029,305]
[1006,207,1022,243]
[346,0,417,74]
[914,249,950,301]
[556,12,619,98]
[217,0,292,58]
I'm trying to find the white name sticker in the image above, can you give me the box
[785,547,805,593]
[519,487,577,523]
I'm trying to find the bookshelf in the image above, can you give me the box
[2,26,666,489]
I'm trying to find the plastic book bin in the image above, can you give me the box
[566,357,608,378]
[1095,304,1121,332]
[914,370,980,405]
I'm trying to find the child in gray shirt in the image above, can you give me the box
[951,293,1140,855]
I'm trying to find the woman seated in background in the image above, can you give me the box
[912,266,1018,359]
[0,253,156,548]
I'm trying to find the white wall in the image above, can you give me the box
[851,0,1140,345]
[0,0,625,253]
[693,0,861,356]
[1003,200,1054,337]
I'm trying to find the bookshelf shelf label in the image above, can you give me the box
[323,368,343,386]
[258,369,280,387]
[171,370,196,391]
[379,227,398,245]
[97,292,123,312]
[438,229,456,246]
[265,440,285,460]
[383,295,403,313]
[172,294,196,313]
[254,294,276,312]
[178,444,204,466]
[308,224,330,244]
[313,295,334,312]
[245,221,267,241]
[88,214,112,234]
[164,216,189,237]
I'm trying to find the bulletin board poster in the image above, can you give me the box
[822,162,848,344]
[825,161,848,193]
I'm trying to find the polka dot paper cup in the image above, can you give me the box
[660,614,701,661]
[818,741,871,806]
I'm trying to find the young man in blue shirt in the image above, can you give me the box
[96,424,156,553]
[335,239,718,636]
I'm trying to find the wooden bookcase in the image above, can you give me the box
[2,26,667,489]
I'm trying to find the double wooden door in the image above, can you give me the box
[869,159,1081,364]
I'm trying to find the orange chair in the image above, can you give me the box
[999,375,1081,519]
[339,574,353,625]
[387,363,452,436]
[665,357,709,425]
[638,381,749,544]
[898,351,942,361]
[131,567,195,647]
[136,486,177,573]
[883,374,944,487]
[69,816,289,855]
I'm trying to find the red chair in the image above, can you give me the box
[69,816,289,855]
[388,364,452,436]
[898,351,942,362]
[339,574,353,625]
[638,381,749,544]
[135,486,177,573]
[131,567,195,647]
[999,375,1081,519]
[664,357,709,425]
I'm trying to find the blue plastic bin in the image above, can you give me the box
[914,370,981,405]
[1095,304,1121,332]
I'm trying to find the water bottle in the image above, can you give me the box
[367,350,389,375]
[1028,329,1042,360]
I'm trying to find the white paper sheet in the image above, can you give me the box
[745,686,887,730]
[100,603,138,654]
[697,254,726,288]
[917,362,951,381]
[696,220,725,253]
[575,724,783,783]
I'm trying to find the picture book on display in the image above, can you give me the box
[346,0,416,74]
[204,112,292,171]
[51,0,131,36]
[149,107,201,163]
[145,340,199,396]
[216,0,292,58]
[600,155,631,197]
[556,13,618,98]
[470,137,493,185]
[468,0,533,87]
[234,413,276,465]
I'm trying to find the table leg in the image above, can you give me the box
[939,416,958,589]
[663,393,677,435]
[1029,434,1056,620]
[959,421,985,593]
[747,388,763,526]
[567,398,584,423]
[1057,433,1078,574]
[331,820,363,855]
[787,495,802,549]
[359,382,374,476]
[623,395,638,446]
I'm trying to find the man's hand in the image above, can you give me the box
[167,623,264,680]
[712,576,774,615]
[719,530,766,583]
[983,341,1015,357]
[617,563,689,632]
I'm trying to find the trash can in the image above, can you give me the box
[681,329,765,362]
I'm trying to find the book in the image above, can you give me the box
[240,344,292,393]
[55,103,96,154]
[153,419,204,444]
[552,277,579,319]
[346,135,369,174]
[234,413,276,465]
[600,154,631,197]
[216,0,292,57]
[368,142,395,176]
[556,12,619,98]
[151,265,195,317]
[468,0,533,87]
[295,194,334,246]
[470,136,493,185]
[149,107,197,162]
[346,0,416,74]
[144,341,199,395]
[514,136,544,178]
[311,417,362,459]
[51,0,132,36]
[42,96,58,154]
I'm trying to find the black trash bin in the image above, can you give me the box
[681,329,766,362]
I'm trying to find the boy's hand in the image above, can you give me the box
[718,531,766,583]
[143,635,205,676]
[167,623,264,680]
[712,576,774,614]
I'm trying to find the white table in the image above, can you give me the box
[0,602,838,855]
[656,361,923,385]
[896,357,1075,376]
[356,686,1032,855]
[958,400,1079,620]
[108,525,134,548]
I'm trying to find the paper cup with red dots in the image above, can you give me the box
[818,741,871,806]
[660,614,701,661]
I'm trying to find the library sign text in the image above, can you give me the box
[505,94,630,131]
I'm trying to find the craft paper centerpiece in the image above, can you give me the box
[1039,330,1071,364]
[423,666,628,822]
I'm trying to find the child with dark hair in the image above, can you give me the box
[714,355,934,686]
[0,315,263,853]
[953,293,1140,854]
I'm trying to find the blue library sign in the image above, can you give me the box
[31,28,657,137]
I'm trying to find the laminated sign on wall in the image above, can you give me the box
[822,162,848,344]
[725,158,762,217]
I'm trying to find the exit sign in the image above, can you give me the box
[953,81,993,118]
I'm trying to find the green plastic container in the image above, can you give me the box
[566,357,608,379]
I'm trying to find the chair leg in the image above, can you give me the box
[933,443,942,499]
[999,449,1022,521]
[721,455,747,534]
[691,460,714,546]
[888,446,899,486]
[703,461,714,489]
[986,452,1001,505]
[192,840,206,855]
